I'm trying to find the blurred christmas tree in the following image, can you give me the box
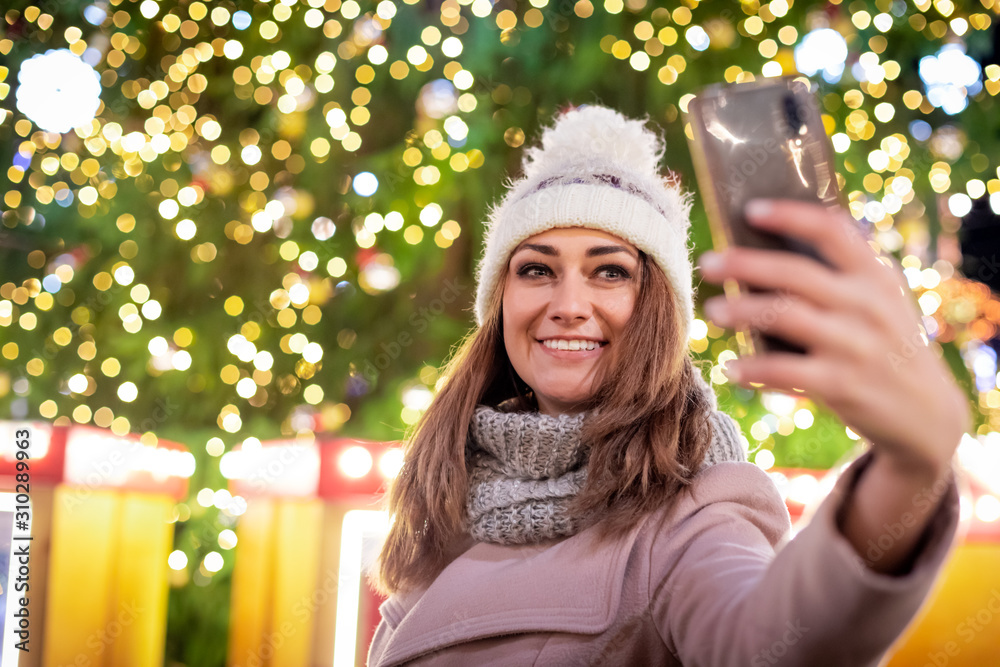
[1,0,997,663]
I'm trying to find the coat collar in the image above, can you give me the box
[373,516,649,667]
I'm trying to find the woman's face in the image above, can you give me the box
[502,227,640,416]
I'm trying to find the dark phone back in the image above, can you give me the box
[686,76,845,355]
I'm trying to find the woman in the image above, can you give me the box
[367,106,970,666]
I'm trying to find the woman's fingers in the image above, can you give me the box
[721,351,837,399]
[695,199,970,476]
[698,245,867,315]
[698,201,915,333]
[703,291,872,361]
[743,199,883,277]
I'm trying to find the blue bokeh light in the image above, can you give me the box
[918,44,981,116]
[232,10,252,30]
[684,26,710,52]
[83,4,107,25]
[42,274,62,293]
[12,151,31,171]
[908,119,932,142]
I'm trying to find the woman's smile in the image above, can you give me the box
[535,337,608,359]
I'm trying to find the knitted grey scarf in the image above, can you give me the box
[465,397,747,545]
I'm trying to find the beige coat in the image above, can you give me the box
[368,451,959,666]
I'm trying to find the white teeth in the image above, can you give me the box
[542,339,602,351]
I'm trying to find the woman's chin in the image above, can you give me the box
[535,389,594,413]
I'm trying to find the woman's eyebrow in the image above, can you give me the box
[512,243,637,259]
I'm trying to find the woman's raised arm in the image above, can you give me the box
[697,198,971,574]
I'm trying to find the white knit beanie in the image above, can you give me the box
[473,105,696,336]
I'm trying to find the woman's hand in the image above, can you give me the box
[697,199,970,479]
[697,199,971,573]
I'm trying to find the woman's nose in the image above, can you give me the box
[548,274,592,322]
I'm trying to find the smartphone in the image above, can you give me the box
[685,75,845,356]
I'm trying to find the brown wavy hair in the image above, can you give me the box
[369,248,716,596]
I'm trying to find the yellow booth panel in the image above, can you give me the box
[42,488,175,667]
[270,499,323,667]
[228,498,323,667]
[108,493,173,667]
[310,503,350,667]
[228,498,276,667]
[887,543,1000,666]
[44,488,121,667]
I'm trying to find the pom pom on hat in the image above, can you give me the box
[521,106,665,179]
[473,104,696,337]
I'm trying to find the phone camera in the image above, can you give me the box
[782,92,806,136]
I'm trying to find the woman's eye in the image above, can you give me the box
[598,265,631,280]
[516,263,549,278]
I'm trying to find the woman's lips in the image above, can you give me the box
[536,339,606,359]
